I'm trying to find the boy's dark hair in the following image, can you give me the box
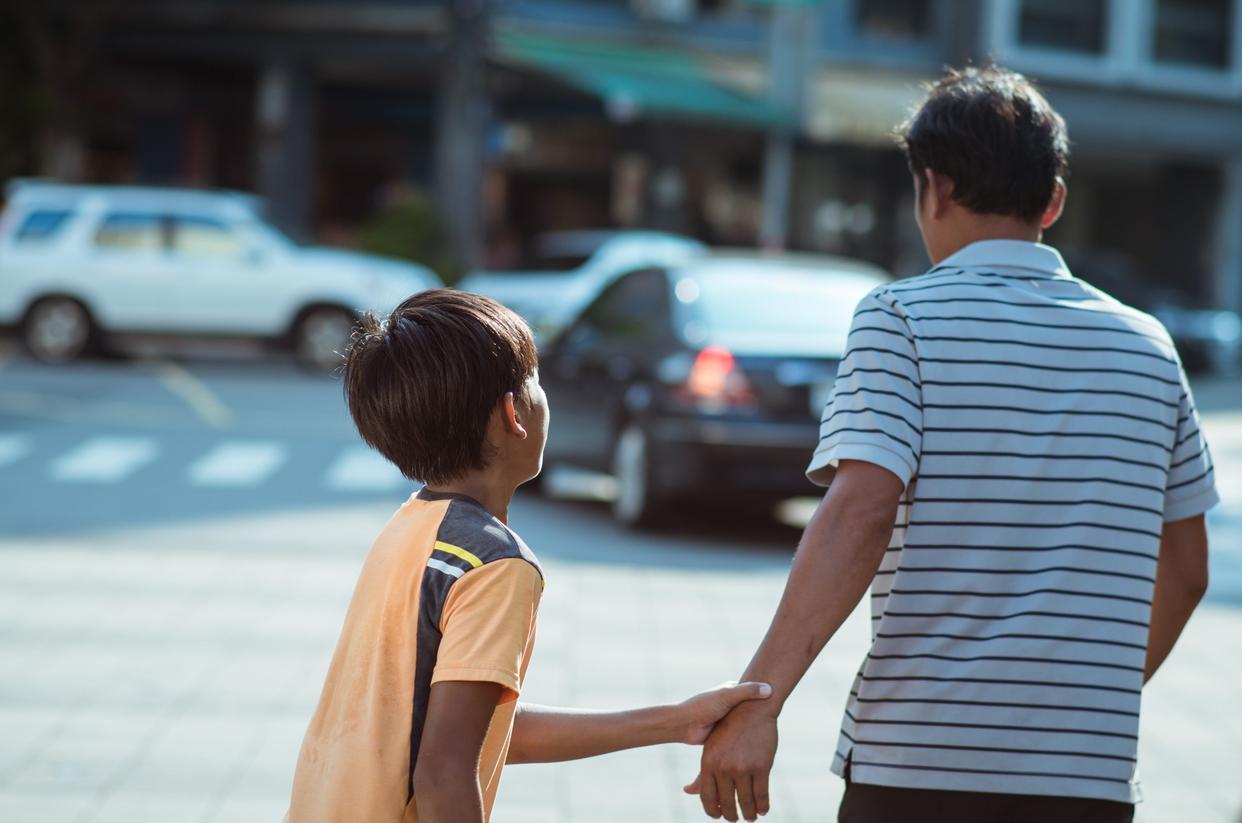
[900,64,1069,222]
[343,289,538,485]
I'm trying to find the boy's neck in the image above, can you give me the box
[425,472,517,525]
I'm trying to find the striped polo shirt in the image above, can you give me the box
[806,239,1219,804]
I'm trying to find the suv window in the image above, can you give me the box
[171,216,243,256]
[94,213,165,250]
[579,268,671,347]
[13,209,74,243]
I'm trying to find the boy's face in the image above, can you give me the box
[517,370,550,483]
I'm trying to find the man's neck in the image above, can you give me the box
[425,472,516,524]
[938,218,1043,263]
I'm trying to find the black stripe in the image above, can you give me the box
[836,366,922,387]
[880,608,1147,628]
[921,450,1166,472]
[917,335,1175,364]
[916,473,1164,494]
[839,734,1135,763]
[914,313,1171,347]
[886,586,1151,606]
[832,385,922,411]
[854,306,904,321]
[923,426,1171,453]
[1166,465,1215,492]
[914,497,1163,516]
[1173,427,1202,449]
[845,760,1130,785]
[874,630,1146,651]
[858,673,1140,695]
[922,403,1176,432]
[900,294,1165,330]
[826,407,922,433]
[904,543,1152,563]
[906,520,1161,539]
[845,709,1137,740]
[895,280,1092,298]
[850,325,914,343]
[922,379,1178,408]
[920,357,1180,386]
[885,565,1154,583]
[864,653,1142,673]
[821,426,917,452]
[1170,447,1207,470]
[849,345,919,366]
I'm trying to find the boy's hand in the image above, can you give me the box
[677,681,772,745]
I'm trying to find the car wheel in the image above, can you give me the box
[611,423,668,528]
[295,307,355,372]
[22,298,94,363]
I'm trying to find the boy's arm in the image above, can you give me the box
[413,680,506,823]
[507,681,771,764]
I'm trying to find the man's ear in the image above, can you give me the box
[925,169,954,220]
[502,391,528,440]
[1040,177,1067,229]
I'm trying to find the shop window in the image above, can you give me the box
[1017,0,1108,54]
[1153,0,1232,69]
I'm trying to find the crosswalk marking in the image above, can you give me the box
[50,436,159,483]
[188,441,288,487]
[325,446,409,491]
[0,434,31,469]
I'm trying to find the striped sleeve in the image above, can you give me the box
[807,288,922,488]
[1163,367,1219,522]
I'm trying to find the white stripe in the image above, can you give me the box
[50,436,158,483]
[426,558,464,579]
[325,447,408,491]
[0,434,31,468]
[188,441,287,487]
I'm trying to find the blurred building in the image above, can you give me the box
[7,0,1242,313]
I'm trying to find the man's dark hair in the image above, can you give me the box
[343,289,538,486]
[900,64,1069,222]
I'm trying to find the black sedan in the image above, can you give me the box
[538,251,891,527]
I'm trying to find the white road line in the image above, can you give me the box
[0,433,31,468]
[187,441,288,487]
[50,436,159,483]
[145,359,234,429]
[325,447,409,491]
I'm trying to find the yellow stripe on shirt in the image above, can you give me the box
[434,540,483,569]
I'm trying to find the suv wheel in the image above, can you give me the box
[295,308,354,372]
[23,298,93,363]
[611,423,668,528]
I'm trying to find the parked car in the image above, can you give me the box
[1067,250,1242,374]
[539,250,891,527]
[459,230,705,342]
[0,180,440,370]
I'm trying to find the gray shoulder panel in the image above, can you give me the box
[437,499,543,578]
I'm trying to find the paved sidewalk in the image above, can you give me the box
[1,396,1240,822]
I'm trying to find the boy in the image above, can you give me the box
[285,289,770,823]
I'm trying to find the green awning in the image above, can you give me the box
[495,29,791,128]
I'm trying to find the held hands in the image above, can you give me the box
[677,681,773,745]
[683,700,778,822]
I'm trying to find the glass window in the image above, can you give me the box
[576,269,671,349]
[94,213,165,250]
[855,0,929,41]
[171,216,244,256]
[1154,0,1231,68]
[13,209,74,243]
[1018,0,1108,54]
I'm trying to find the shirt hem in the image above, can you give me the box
[807,441,915,488]
[1163,484,1221,522]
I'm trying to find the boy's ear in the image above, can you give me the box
[502,392,528,440]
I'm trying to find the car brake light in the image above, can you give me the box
[683,346,757,411]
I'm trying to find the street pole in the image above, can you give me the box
[434,0,490,276]
[759,0,813,251]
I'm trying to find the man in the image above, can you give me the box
[686,65,1218,823]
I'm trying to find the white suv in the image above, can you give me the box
[0,181,440,369]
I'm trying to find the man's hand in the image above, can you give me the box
[683,701,778,822]
[678,681,773,745]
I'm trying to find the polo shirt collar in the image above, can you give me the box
[933,239,1070,279]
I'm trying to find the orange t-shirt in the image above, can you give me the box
[285,488,543,823]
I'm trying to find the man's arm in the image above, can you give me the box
[507,681,771,764]
[693,460,903,822]
[1145,514,1209,683]
[412,681,505,823]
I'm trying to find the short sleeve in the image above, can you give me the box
[433,558,542,701]
[1163,369,1219,522]
[807,289,923,488]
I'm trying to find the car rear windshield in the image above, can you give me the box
[681,262,885,357]
[13,209,74,243]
